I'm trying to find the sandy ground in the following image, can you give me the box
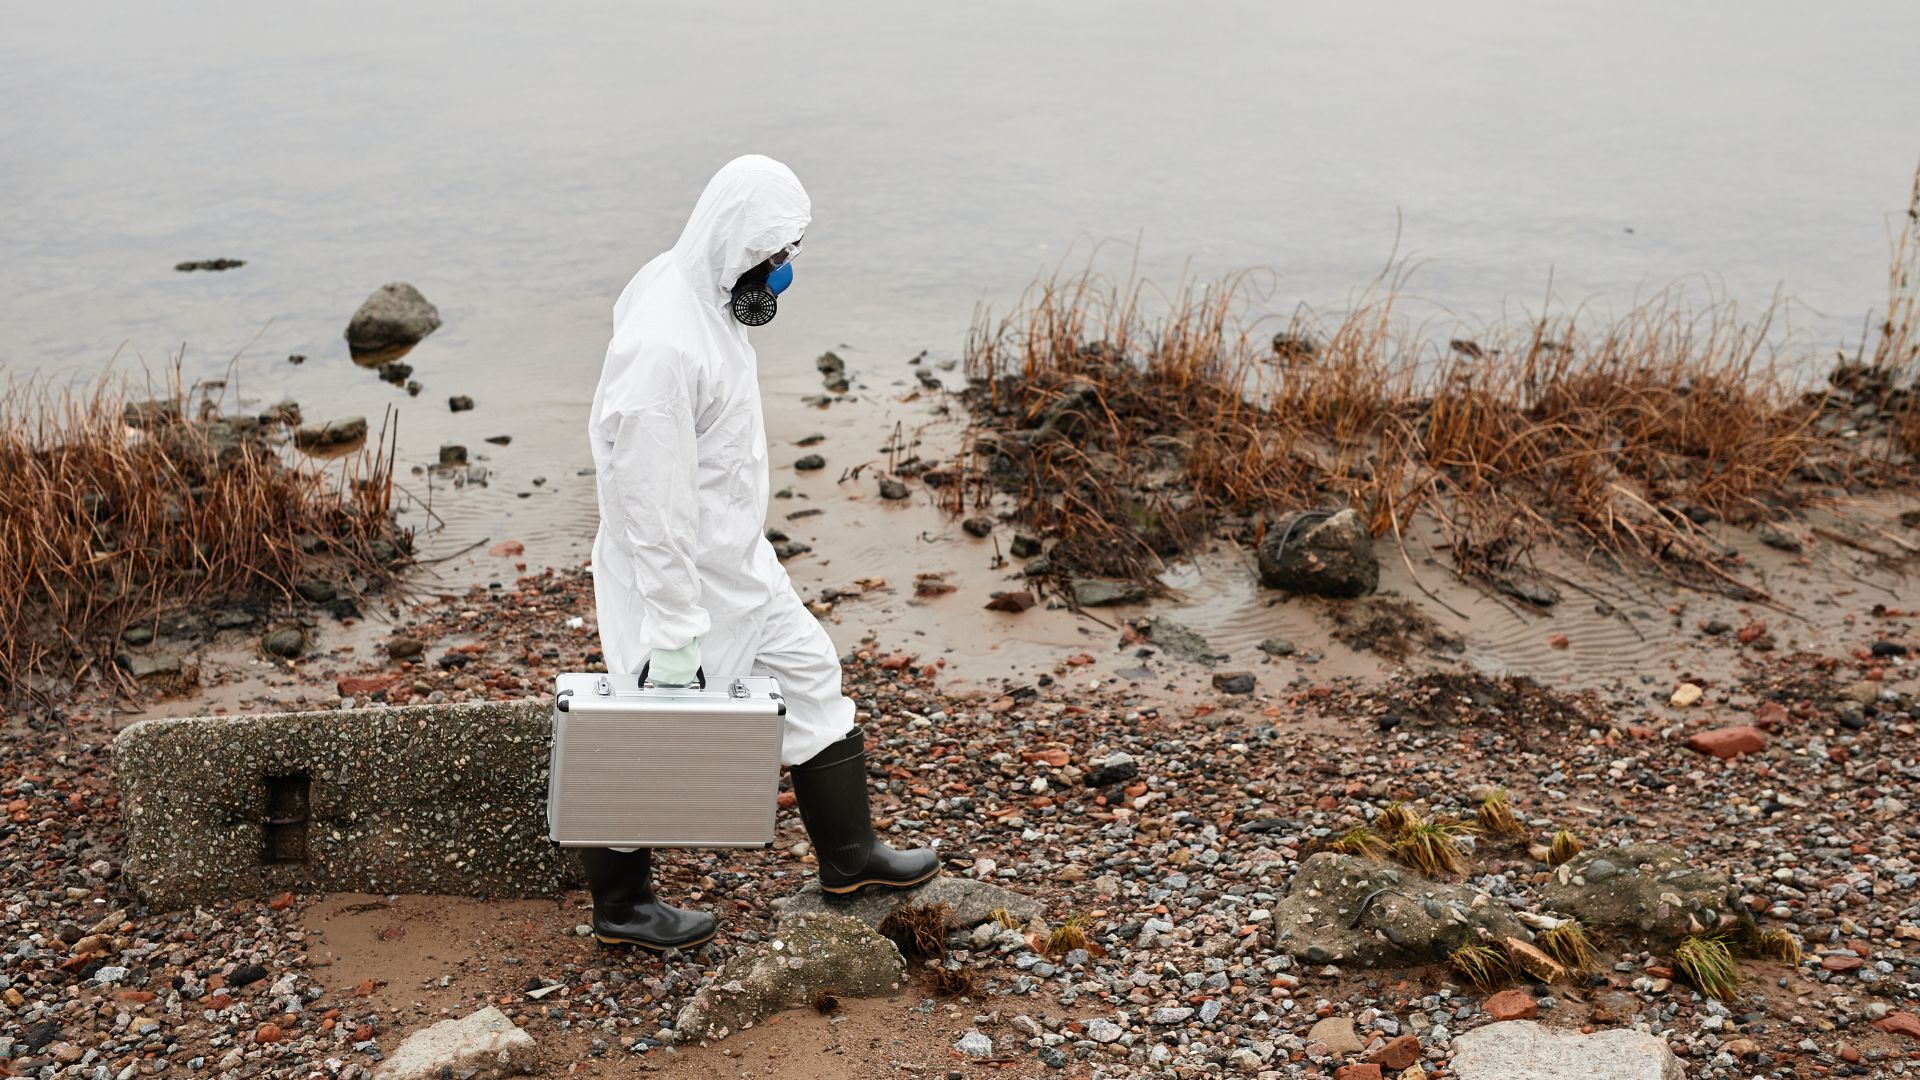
[299,889,1062,1079]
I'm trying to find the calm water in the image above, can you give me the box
[5,1,1919,573]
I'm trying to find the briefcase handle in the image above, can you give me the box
[636,660,707,690]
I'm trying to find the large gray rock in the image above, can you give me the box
[346,282,441,355]
[293,416,369,451]
[1140,616,1216,665]
[674,913,904,1042]
[1257,509,1378,598]
[114,701,569,908]
[375,1006,535,1080]
[115,649,185,680]
[123,399,182,429]
[1449,1021,1682,1079]
[1270,852,1525,966]
[777,875,1041,931]
[1069,578,1147,608]
[1540,844,1737,945]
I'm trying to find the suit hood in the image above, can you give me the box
[670,154,811,306]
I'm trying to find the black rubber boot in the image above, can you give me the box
[791,728,940,894]
[577,848,716,952]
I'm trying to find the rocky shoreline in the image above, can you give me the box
[10,256,1920,1078]
[6,559,1919,1078]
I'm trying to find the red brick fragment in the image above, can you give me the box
[1873,1011,1920,1038]
[1684,725,1767,759]
[1369,1033,1421,1070]
[1485,989,1538,1021]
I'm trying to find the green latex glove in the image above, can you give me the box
[647,639,702,687]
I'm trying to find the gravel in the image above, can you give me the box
[7,565,1920,1077]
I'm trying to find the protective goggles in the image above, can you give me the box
[768,240,803,269]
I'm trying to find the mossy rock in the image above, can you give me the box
[1539,844,1737,944]
[1270,852,1525,966]
[673,913,904,1042]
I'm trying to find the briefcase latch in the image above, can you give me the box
[595,676,612,696]
[729,678,750,699]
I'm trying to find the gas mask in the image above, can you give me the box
[730,243,799,326]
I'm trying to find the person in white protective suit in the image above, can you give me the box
[582,155,939,952]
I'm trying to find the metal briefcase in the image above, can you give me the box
[547,671,786,848]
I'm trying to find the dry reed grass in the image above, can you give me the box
[0,367,405,702]
[952,167,1920,595]
[1875,166,1920,451]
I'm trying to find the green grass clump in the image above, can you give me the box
[1538,920,1600,973]
[1477,789,1524,837]
[1674,935,1740,1001]
[1326,826,1392,860]
[1448,942,1511,992]
[1547,829,1583,867]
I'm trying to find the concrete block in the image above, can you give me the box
[114,701,573,909]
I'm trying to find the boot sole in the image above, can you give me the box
[592,928,716,954]
[820,865,941,895]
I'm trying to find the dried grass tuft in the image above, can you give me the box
[1547,830,1584,867]
[1043,914,1095,958]
[1674,934,1740,1001]
[1477,789,1524,838]
[1325,826,1393,861]
[877,903,953,963]
[1538,920,1600,973]
[1448,942,1511,992]
[929,966,979,998]
[0,364,407,702]
[1394,812,1475,877]
[949,167,1920,601]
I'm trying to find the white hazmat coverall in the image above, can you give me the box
[588,155,851,767]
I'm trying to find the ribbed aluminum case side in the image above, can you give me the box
[546,673,784,847]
